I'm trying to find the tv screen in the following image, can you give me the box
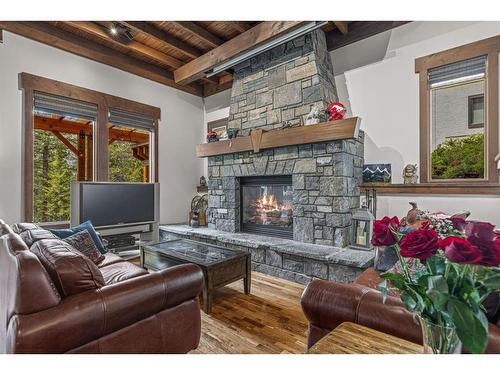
[79,183,156,227]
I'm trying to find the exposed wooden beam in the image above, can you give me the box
[174,21,305,85]
[34,115,149,143]
[171,21,223,49]
[122,21,202,59]
[333,21,348,35]
[230,22,253,33]
[64,21,184,69]
[326,21,410,51]
[0,21,203,96]
[51,130,79,155]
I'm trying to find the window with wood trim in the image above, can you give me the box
[415,36,500,184]
[20,73,161,224]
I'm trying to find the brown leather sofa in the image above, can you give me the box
[301,267,500,353]
[0,220,204,354]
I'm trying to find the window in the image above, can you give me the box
[415,37,500,184]
[468,94,484,128]
[20,73,160,223]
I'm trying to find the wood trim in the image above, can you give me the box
[416,36,500,185]
[0,29,3,43]
[0,21,203,96]
[487,52,499,183]
[333,21,348,35]
[174,21,305,85]
[418,71,430,183]
[415,34,500,73]
[19,72,161,220]
[360,183,500,195]
[22,88,34,221]
[196,117,360,158]
[20,73,161,119]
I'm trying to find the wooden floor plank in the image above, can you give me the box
[192,272,308,354]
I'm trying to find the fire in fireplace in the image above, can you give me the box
[240,176,293,239]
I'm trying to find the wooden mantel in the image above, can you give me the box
[196,117,361,158]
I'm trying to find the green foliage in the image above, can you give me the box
[109,141,144,183]
[379,246,499,353]
[431,133,484,179]
[33,131,145,223]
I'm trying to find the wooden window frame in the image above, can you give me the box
[19,72,161,222]
[468,94,485,129]
[415,35,500,185]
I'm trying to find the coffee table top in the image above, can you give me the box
[142,239,246,267]
[308,322,423,354]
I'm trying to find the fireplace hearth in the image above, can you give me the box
[240,176,293,239]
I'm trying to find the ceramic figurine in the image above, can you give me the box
[199,176,207,187]
[400,202,427,229]
[305,105,321,125]
[227,128,239,139]
[403,164,418,184]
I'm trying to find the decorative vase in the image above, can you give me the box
[419,317,462,354]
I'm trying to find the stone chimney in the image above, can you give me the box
[227,29,338,133]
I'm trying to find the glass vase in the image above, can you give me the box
[419,317,462,354]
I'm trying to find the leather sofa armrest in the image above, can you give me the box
[301,279,422,346]
[6,264,203,353]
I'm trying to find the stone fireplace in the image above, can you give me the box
[207,29,364,248]
[160,29,372,284]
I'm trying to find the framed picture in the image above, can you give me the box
[363,163,392,184]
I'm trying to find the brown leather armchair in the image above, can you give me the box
[301,268,500,353]
[0,220,204,354]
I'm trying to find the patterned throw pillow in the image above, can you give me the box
[63,229,105,264]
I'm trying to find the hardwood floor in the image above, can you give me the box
[192,272,308,354]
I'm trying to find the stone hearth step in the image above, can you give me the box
[159,225,374,285]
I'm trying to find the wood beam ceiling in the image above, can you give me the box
[333,21,348,35]
[230,22,253,33]
[122,21,202,59]
[174,21,305,85]
[170,21,223,48]
[0,21,203,96]
[64,21,185,69]
[326,21,409,50]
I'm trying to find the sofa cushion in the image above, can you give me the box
[100,261,148,285]
[11,223,42,234]
[49,220,107,254]
[30,239,105,298]
[97,252,125,268]
[63,230,105,265]
[20,229,59,247]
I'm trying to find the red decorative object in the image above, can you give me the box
[207,130,218,143]
[327,102,346,121]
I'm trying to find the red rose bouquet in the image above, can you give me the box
[372,216,500,353]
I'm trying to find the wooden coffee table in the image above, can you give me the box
[308,322,423,354]
[141,239,251,314]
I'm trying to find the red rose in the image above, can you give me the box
[466,221,495,242]
[400,229,439,260]
[439,236,482,265]
[449,217,467,231]
[371,216,400,247]
[469,237,500,267]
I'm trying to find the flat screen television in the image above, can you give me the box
[71,182,159,228]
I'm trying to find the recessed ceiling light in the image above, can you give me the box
[110,25,118,35]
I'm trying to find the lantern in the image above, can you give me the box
[350,205,374,250]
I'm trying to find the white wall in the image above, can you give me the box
[331,21,500,224]
[0,31,205,225]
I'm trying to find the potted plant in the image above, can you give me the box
[372,216,500,353]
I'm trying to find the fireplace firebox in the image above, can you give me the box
[240,176,293,239]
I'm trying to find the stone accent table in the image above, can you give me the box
[160,225,374,285]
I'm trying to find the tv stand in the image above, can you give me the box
[98,222,159,259]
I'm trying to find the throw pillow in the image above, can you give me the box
[31,238,105,298]
[63,229,105,265]
[49,220,106,254]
